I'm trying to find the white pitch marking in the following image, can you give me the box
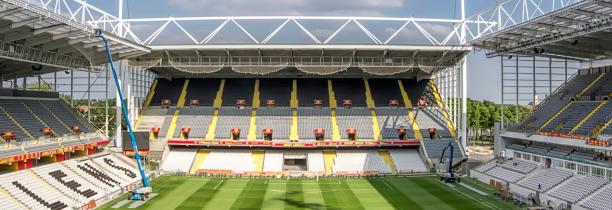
[213,180,224,190]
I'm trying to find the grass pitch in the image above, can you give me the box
[100,175,519,210]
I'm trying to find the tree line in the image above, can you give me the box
[467,98,530,144]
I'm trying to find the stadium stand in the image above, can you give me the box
[517,168,573,192]
[376,107,414,140]
[579,184,612,210]
[307,151,325,172]
[214,107,252,139]
[221,79,254,106]
[185,79,220,106]
[414,108,452,138]
[161,148,197,172]
[172,107,215,138]
[198,149,256,173]
[540,101,599,133]
[259,79,292,107]
[333,150,368,174]
[369,79,404,107]
[0,154,139,210]
[547,175,608,204]
[256,107,292,139]
[297,79,328,107]
[150,79,185,106]
[41,100,93,132]
[485,166,526,183]
[389,149,428,173]
[336,107,374,139]
[420,139,462,159]
[364,150,392,174]
[297,108,332,140]
[331,79,367,107]
[262,150,284,172]
[573,101,612,136]
[0,99,47,137]
[22,100,73,136]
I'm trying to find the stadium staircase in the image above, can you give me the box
[363,79,381,140]
[398,80,423,139]
[134,78,158,128]
[290,79,299,141]
[206,80,225,140]
[576,73,605,98]
[247,79,260,140]
[252,150,265,172]
[189,150,210,174]
[377,150,398,174]
[570,100,607,134]
[323,150,336,175]
[166,79,190,139]
[537,101,573,132]
[592,118,612,136]
[327,80,341,140]
[428,80,457,138]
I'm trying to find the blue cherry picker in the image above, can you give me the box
[94,29,152,200]
[438,140,460,183]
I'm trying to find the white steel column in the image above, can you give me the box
[460,0,468,150]
[114,62,123,147]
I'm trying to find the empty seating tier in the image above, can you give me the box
[256,107,292,139]
[297,79,328,107]
[259,79,292,107]
[185,79,220,106]
[548,175,608,203]
[518,168,573,192]
[22,100,72,135]
[541,101,599,133]
[415,108,452,138]
[150,79,185,106]
[173,107,215,138]
[297,108,332,140]
[580,184,612,210]
[369,79,403,107]
[214,108,252,139]
[0,99,46,137]
[41,100,92,132]
[376,107,414,140]
[335,107,374,139]
[221,79,254,106]
[331,79,366,107]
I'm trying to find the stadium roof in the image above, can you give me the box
[132,45,470,77]
[0,0,150,78]
[471,0,612,61]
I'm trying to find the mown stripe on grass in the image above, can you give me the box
[138,177,207,210]
[203,178,248,210]
[386,177,455,210]
[175,179,225,210]
[261,180,286,209]
[345,179,394,210]
[230,179,269,210]
[300,180,326,210]
[282,179,305,210]
[366,178,422,210]
[412,177,491,210]
[319,179,364,210]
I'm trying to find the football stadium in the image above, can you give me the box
[0,0,611,209]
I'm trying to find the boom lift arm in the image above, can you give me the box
[95,29,151,200]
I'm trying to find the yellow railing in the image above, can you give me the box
[252,150,265,172]
[378,150,398,174]
[165,79,190,139]
[570,101,607,134]
[323,150,336,175]
[428,80,457,138]
[363,80,381,140]
[290,110,299,141]
[537,101,572,132]
[398,80,423,139]
[189,150,210,174]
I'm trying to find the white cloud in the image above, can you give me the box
[167,0,403,16]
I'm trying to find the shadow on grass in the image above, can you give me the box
[275,191,327,210]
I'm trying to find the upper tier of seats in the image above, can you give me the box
[0,98,95,141]
[515,72,612,135]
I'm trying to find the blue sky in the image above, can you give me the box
[87,0,502,102]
